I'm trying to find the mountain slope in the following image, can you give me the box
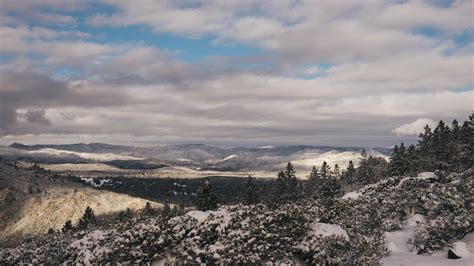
[4,143,391,172]
[0,163,161,246]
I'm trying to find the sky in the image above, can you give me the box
[0,0,473,147]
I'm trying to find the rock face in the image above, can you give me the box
[1,187,162,242]
[0,163,162,246]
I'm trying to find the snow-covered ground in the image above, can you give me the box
[382,214,473,265]
[292,149,389,170]
[28,148,142,162]
[311,223,349,241]
[341,191,361,200]
[81,178,112,188]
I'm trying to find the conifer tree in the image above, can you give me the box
[320,161,331,179]
[62,220,73,233]
[333,164,341,179]
[78,206,96,229]
[308,166,319,181]
[342,160,356,184]
[388,143,406,176]
[244,175,259,205]
[162,203,171,218]
[276,162,299,202]
[118,208,133,221]
[308,166,341,208]
[143,202,154,216]
[405,144,418,175]
[194,179,218,211]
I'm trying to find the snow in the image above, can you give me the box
[341,191,361,200]
[185,211,210,222]
[383,215,474,266]
[417,172,438,180]
[28,148,142,162]
[451,241,472,258]
[81,178,111,188]
[259,146,275,149]
[385,214,425,253]
[292,149,389,172]
[311,223,349,241]
[394,172,438,188]
[222,154,238,161]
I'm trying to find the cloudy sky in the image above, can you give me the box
[0,0,472,147]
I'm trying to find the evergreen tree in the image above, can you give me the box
[308,166,319,181]
[308,167,341,209]
[61,220,73,233]
[243,175,259,205]
[162,203,172,218]
[320,161,331,179]
[357,155,388,184]
[333,164,341,179]
[418,125,434,170]
[143,202,155,216]
[194,179,218,211]
[388,143,408,176]
[118,208,133,221]
[276,162,299,203]
[78,206,96,230]
[432,120,450,170]
[405,144,418,175]
[178,203,186,215]
[342,160,356,184]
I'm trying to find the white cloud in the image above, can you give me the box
[392,118,437,136]
[0,0,472,146]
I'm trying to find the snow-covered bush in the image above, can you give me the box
[1,169,471,264]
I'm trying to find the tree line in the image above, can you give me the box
[194,114,473,210]
[56,114,472,229]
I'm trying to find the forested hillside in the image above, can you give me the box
[0,114,472,264]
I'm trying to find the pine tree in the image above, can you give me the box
[308,166,319,181]
[333,164,341,179]
[243,175,259,205]
[388,143,406,176]
[194,179,218,211]
[357,155,388,184]
[309,168,341,209]
[432,120,450,170]
[276,162,299,203]
[320,161,331,179]
[143,202,154,216]
[406,144,418,175]
[118,208,133,221]
[162,203,171,218]
[78,206,96,230]
[342,160,356,184]
[62,220,73,233]
[418,124,434,170]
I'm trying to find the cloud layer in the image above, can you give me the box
[0,0,472,147]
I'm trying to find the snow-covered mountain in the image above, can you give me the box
[2,143,390,173]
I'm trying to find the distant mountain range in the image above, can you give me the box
[2,143,391,172]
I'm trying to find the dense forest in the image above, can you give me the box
[1,114,472,264]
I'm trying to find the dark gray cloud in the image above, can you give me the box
[0,72,129,135]
[23,109,51,126]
